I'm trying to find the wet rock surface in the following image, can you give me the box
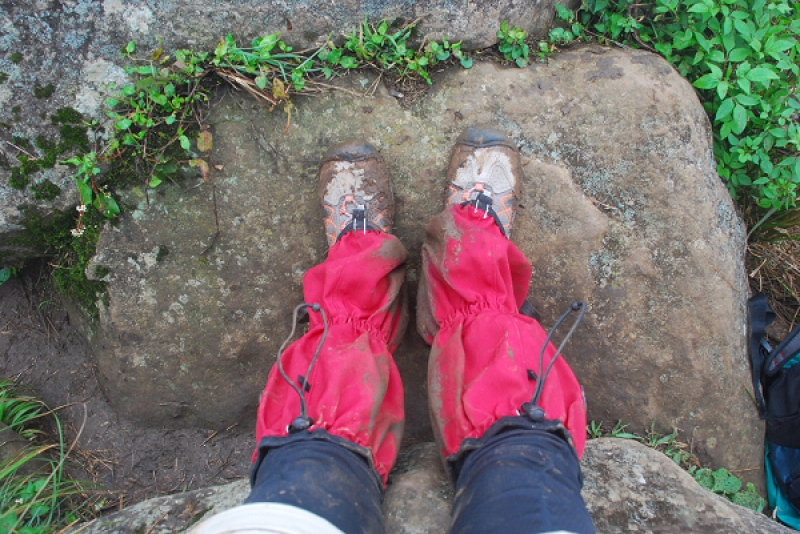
[76,439,790,534]
[85,46,761,486]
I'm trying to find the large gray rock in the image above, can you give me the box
[582,439,785,533]
[0,1,563,260]
[86,46,761,482]
[74,440,789,533]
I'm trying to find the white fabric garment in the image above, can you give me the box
[190,502,345,534]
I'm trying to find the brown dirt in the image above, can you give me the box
[0,261,252,510]
[0,260,433,512]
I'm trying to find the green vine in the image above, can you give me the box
[576,0,800,212]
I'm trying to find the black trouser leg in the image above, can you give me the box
[247,432,385,534]
[450,428,595,534]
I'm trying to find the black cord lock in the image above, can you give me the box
[520,402,546,422]
[289,415,314,433]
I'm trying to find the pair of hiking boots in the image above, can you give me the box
[319,126,522,245]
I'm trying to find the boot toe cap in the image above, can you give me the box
[456,126,516,149]
[322,140,379,163]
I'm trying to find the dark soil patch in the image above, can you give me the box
[0,262,252,509]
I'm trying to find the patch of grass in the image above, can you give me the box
[0,380,96,532]
[0,72,8,84]
[9,52,22,64]
[747,236,800,327]
[0,381,45,440]
[587,420,766,512]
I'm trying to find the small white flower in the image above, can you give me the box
[76,204,86,213]
[71,228,84,237]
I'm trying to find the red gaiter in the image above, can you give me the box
[254,231,407,485]
[418,204,587,460]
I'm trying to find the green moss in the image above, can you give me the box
[49,108,90,154]
[58,124,89,153]
[10,52,22,64]
[11,106,20,114]
[35,136,58,168]
[9,166,30,189]
[9,155,44,190]
[33,83,55,99]
[104,151,139,190]
[51,108,84,125]
[14,206,107,319]
[0,72,8,84]
[7,109,89,193]
[156,246,170,262]
[31,180,61,201]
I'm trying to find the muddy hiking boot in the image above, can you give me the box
[447,126,522,238]
[319,140,394,248]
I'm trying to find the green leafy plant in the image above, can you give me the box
[338,18,471,83]
[578,0,800,212]
[497,21,530,67]
[538,5,589,60]
[587,420,605,438]
[609,420,640,439]
[210,32,323,93]
[691,467,766,512]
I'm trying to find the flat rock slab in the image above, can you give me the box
[87,45,761,480]
[76,439,789,534]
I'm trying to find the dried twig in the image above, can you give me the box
[200,431,218,447]
[144,510,170,534]
[3,139,37,158]
[215,69,279,109]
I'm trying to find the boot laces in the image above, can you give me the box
[276,303,329,433]
[520,302,586,422]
